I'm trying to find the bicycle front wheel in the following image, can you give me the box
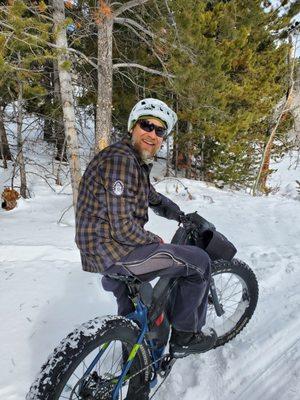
[26,316,152,400]
[207,258,259,348]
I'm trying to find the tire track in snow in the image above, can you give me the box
[232,336,300,400]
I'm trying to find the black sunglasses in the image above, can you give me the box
[137,119,167,138]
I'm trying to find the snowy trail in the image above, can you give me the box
[0,245,80,263]
[1,160,300,399]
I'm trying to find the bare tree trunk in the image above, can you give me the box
[292,61,300,145]
[253,96,294,194]
[52,0,81,206]
[43,116,53,142]
[96,16,113,152]
[43,60,54,143]
[173,140,178,177]
[0,106,12,168]
[174,97,179,177]
[253,36,297,195]
[165,135,170,177]
[16,77,28,198]
[185,121,193,179]
[53,58,68,162]
[200,134,205,181]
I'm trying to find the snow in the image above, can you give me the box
[1,145,300,400]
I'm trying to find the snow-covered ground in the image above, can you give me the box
[1,145,300,400]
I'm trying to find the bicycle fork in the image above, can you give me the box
[210,277,225,317]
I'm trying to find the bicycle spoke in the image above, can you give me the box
[207,270,250,337]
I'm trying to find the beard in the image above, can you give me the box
[131,136,155,164]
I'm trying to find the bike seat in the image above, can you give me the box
[106,273,140,284]
[106,274,153,306]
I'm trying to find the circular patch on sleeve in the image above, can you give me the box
[112,180,124,196]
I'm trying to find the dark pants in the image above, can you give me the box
[102,243,211,333]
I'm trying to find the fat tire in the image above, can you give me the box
[211,258,259,348]
[26,316,151,400]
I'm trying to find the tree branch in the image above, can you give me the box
[114,17,154,38]
[113,0,150,18]
[113,62,175,78]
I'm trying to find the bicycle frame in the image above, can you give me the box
[111,296,166,399]
[111,299,149,399]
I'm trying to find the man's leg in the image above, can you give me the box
[107,243,210,331]
[101,275,134,316]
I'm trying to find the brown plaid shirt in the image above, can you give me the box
[75,138,162,273]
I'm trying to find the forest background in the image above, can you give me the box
[0,0,300,206]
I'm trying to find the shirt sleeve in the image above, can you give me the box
[99,155,160,247]
[149,185,183,222]
[148,183,162,206]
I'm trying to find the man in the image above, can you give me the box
[75,98,216,357]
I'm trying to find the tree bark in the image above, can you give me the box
[95,17,113,152]
[253,95,293,195]
[185,121,193,179]
[165,135,170,177]
[53,58,68,162]
[0,106,12,167]
[253,38,297,195]
[52,0,82,206]
[16,78,28,198]
[43,116,53,143]
[292,61,300,144]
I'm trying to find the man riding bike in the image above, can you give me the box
[75,98,217,358]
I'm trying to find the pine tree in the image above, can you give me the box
[161,0,297,186]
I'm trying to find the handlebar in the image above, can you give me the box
[178,212,216,233]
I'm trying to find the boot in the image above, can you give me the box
[170,328,217,357]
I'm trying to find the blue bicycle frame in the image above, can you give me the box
[111,298,165,399]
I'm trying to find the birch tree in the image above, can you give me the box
[51,0,81,206]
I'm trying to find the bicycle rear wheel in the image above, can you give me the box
[207,258,259,348]
[26,317,151,400]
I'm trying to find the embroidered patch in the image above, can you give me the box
[112,180,124,196]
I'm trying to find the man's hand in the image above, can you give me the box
[158,236,164,244]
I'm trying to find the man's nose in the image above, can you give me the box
[147,129,157,139]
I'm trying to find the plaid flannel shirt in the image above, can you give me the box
[75,138,162,273]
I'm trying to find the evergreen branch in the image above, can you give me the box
[113,0,150,18]
[113,62,175,78]
[0,19,98,70]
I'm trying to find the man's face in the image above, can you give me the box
[131,118,165,160]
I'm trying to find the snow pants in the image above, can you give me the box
[102,243,211,333]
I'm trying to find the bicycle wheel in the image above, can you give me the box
[26,316,152,400]
[207,258,259,348]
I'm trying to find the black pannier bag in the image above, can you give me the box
[171,212,237,262]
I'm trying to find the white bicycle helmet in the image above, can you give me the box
[128,98,178,135]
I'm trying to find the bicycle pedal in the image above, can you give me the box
[158,354,176,378]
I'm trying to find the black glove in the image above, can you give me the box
[150,193,184,222]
